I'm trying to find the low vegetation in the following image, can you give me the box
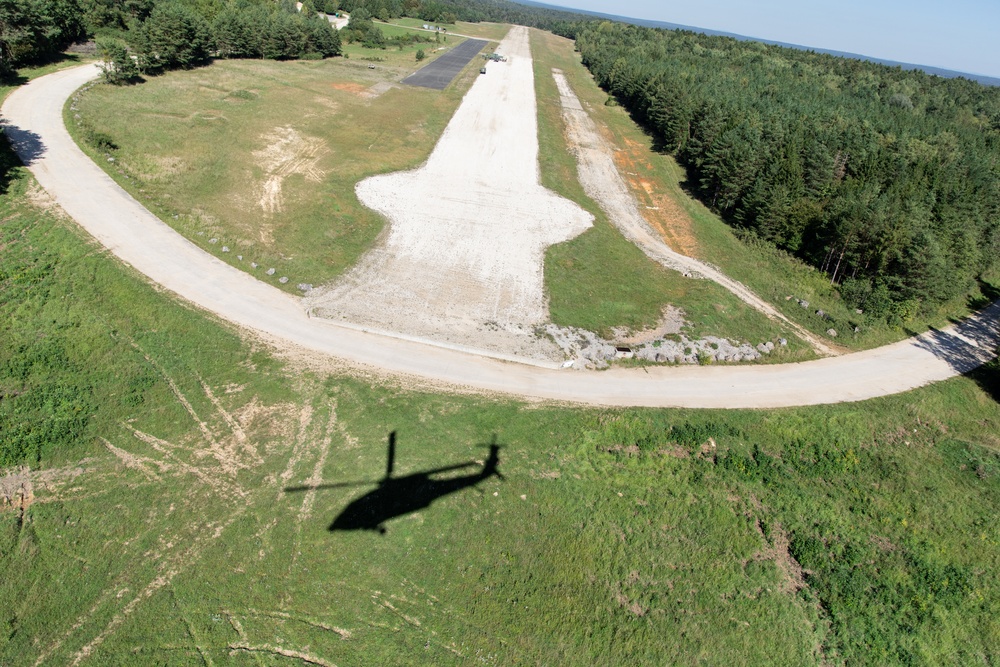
[2,146,1000,662]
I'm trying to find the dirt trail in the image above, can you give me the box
[551,68,835,357]
[4,56,999,408]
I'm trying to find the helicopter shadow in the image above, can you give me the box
[284,431,504,535]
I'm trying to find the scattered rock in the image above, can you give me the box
[237,255,243,260]
[278,276,288,284]
[778,338,787,346]
[855,308,864,315]
[854,326,861,333]
[298,283,313,293]
[544,325,762,369]
[222,246,229,252]
[266,268,275,275]
[826,328,838,338]
[251,262,258,268]
[799,300,809,308]
[209,238,218,244]
[816,309,825,319]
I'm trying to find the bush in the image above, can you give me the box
[96,37,139,85]
[133,1,212,72]
[415,49,425,61]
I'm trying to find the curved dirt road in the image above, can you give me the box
[3,62,999,409]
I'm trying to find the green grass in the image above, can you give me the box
[67,52,479,293]
[3,130,1000,663]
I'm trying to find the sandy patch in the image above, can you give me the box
[306,27,593,360]
[251,126,327,214]
[329,81,371,97]
[612,133,700,257]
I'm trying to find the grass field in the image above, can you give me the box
[68,46,481,293]
[384,18,512,42]
[3,133,1000,664]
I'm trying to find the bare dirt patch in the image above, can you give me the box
[612,136,701,258]
[251,126,328,215]
[611,305,686,345]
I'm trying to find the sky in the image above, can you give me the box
[541,0,1000,78]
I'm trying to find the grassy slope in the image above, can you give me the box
[2,107,1000,663]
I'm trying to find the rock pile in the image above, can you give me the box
[543,324,780,369]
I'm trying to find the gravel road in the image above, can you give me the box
[3,55,998,409]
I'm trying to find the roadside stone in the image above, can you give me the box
[799,300,809,308]
[209,238,218,244]
[757,343,770,354]
[266,268,275,275]
[765,341,774,351]
[222,246,229,252]
[279,276,288,283]
[827,328,838,337]
[251,262,258,268]
[778,338,787,346]
[298,283,313,293]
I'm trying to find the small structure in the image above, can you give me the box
[615,346,634,360]
[480,67,486,75]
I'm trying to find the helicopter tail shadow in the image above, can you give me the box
[284,433,505,535]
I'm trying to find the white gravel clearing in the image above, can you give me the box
[306,27,592,359]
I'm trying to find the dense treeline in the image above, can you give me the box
[0,0,86,74]
[578,22,1000,317]
[1,0,590,82]
[0,0,341,82]
[334,0,589,39]
[95,0,342,81]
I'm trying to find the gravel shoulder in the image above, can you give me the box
[3,59,999,409]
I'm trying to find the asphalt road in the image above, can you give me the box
[3,62,999,409]
[403,39,489,90]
